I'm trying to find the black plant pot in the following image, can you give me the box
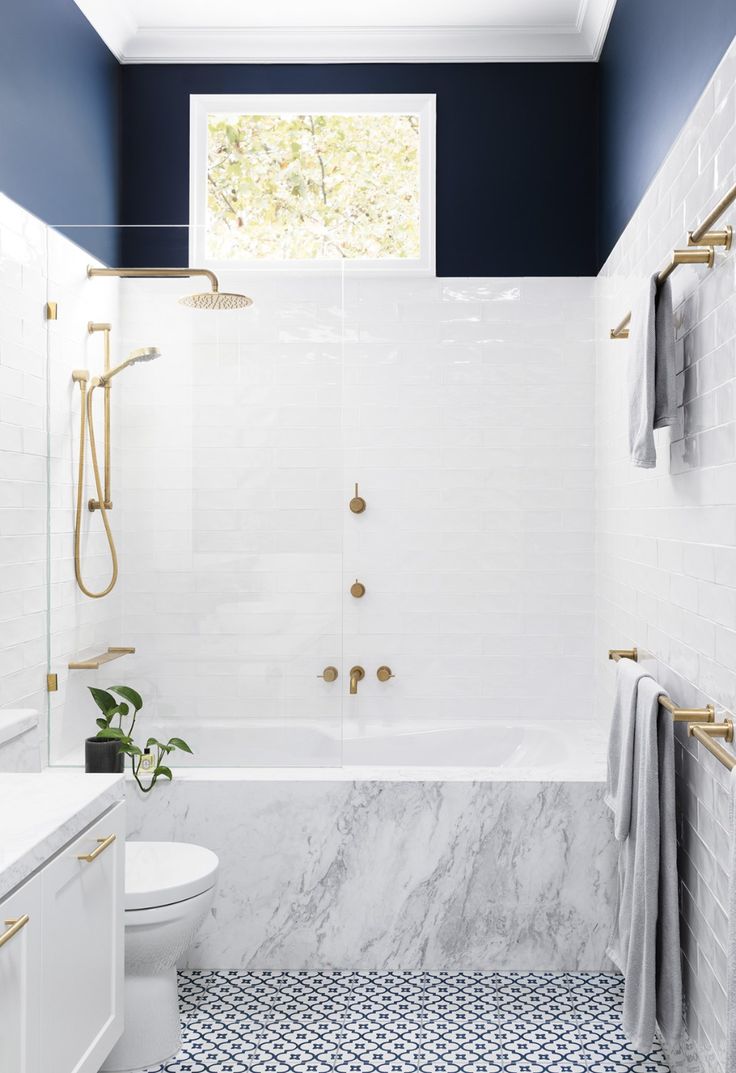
[85,737,124,774]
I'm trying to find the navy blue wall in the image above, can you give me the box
[119,64,598,276]
[598,0,736,263]
[3,0,735,274]
[0,0,120,261]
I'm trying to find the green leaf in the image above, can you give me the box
[168,737,193,754]
[146,737,163,749]
[153,765,173,781]
[88,687,118,715]
[109,686,143,712]
[95,717,110,730]
[96,727,129,741]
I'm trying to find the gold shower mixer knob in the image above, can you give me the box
[350,579,366,598]
[376,666,395,682]
[318,667,339,683]
[349,483,366,513]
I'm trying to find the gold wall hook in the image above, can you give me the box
[350,579,366,598]
[318,666,338,683]
[349,484,366,514]
[376,666,394,682]
[349,666,365,694]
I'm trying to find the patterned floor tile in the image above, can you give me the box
[141,971,671,1073]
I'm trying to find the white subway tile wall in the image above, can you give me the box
[0,197,123,763]
[0,194,47,750]
[596,37,736,1073]
[114,272,595,761]
[46,230,122,762]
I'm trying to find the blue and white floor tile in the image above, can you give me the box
[142,971,671,1073]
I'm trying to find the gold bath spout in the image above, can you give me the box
[349,666,365,695]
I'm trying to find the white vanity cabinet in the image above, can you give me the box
[0,873,41,1073]
[0,799,125,1073]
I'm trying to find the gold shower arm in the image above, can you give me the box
[87,266,220,292]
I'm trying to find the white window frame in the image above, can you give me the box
[189,93,436,275]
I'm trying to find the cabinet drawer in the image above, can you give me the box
[40,802,125,1073]
[0,873,42,1073]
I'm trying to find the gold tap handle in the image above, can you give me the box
[318,666,339,682]
[376,666,394,682]
[349,483,366,514]
[77,834,116,863]
[0,915,29,949]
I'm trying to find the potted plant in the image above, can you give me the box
[86,685,193,792]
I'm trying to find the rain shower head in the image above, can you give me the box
[178,291,253,311]
[100,346,160,383]
[87,266,253,311]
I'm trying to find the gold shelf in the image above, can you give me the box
[68,646,135,670]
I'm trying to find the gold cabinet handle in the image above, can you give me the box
[0,915,29,948]
[349,483,366,514]
[318,666,339,683]
[377,666,395,682]
[77,833,116,863]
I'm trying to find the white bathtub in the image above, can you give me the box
[161,718,607,780]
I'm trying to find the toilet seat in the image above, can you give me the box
[125,841,219,911]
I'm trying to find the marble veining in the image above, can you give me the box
[0,772,124,899]
[126,778,617,971]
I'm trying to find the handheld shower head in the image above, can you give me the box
[99,346,160,384]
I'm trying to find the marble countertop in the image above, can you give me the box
[0,771,125,900]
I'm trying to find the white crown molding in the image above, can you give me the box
[73,0,137,61]
[73,1,618,64]
[120,26,597,64]
[579,0,617,59]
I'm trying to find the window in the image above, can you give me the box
[189,94,435,273]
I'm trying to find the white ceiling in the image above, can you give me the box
[74,0,617,63]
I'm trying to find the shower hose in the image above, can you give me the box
[74,378,118,598]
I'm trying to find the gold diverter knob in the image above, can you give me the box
[377,666,394,682]
[318,667,338,683]
[350,579,366,598]
[349,483,366,514]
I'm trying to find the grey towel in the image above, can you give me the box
[606,656,649,840]
[727,769,736,1073]
[627,274,677,468]
[606,674,682,1052]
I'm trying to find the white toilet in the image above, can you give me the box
[102,841,219,1073]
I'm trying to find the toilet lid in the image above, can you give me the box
[125,841,219,910]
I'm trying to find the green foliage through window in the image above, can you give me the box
[206,112,421,261]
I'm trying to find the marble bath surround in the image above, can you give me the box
[126,774,617,972]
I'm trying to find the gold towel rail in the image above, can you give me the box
[68,646,135,670]
[610,249,715,339]
[688,181,736,245]
[689,721,736,771]
[610,178,736,340]
[608,647,715,723]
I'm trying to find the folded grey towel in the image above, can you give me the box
[606,657,649,840]
[607,674,682,1053]
[627,274,677,468]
